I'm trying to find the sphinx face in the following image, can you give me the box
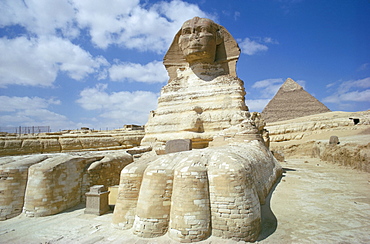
[178,17,218,64]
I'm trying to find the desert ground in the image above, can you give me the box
[0,155,369,244]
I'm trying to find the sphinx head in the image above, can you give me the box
[178,17,222,65]
[164,17,240,81]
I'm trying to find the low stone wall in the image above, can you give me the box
[0,130,145,156]
[312,141,370,173]
[0,150,133,220]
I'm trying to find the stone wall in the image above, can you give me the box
[0,150,133,220]
[0,129,144,156]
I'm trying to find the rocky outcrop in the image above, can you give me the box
[0,128,144,156]
[262,78,331,123]
[267,111,370,172]
[266,111,370,143]
[0,150,134,220]
[312,139,370,172]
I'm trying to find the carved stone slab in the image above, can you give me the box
[165,139,192,154]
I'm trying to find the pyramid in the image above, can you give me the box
[261,78,331,123]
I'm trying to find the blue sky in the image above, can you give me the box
[0,0,369,131]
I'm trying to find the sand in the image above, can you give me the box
[0,156,369,244]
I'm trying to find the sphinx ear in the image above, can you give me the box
[215,29,223,45]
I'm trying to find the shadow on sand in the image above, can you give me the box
[257,167,295,241]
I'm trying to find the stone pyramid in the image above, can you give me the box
[261,78,331,123]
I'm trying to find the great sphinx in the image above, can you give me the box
[112,17,282,242]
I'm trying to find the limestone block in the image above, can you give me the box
[20,139,42,154]
[0,139,22,156]
[40,138,61,153]
[108,185,119,206]
[165,139,192,154]
[79,136,121,149]
[329,136,339,145]
[85,185,110,215]
[59,137,83,151]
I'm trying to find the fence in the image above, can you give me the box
[0,126,51,135]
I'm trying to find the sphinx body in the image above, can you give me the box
[140,17,246,152]
[112,17,281,242]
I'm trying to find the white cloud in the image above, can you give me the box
[252,78,284,98]
[263,37,279,44]
[239,38,268,55]
[0,96,75,130]
[246,99,271,112]
[323,77,370,105]
[76,83,159,125]
[358,63,370,71]
[238,36,279,55]
[0,36,108,87]
[0,0,210,88]
[0,0,78,38]
[109,61,168,83]
[0,109,75,131]
[0,96,60,112]
[73,0,210,52]
[246,78,306,111]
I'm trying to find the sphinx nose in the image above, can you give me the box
[190,32,200,40]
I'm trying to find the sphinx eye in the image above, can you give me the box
[182,28,191,35]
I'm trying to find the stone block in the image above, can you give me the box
[85,185,110,215]
[329,135,339,145]
[108,185,119,207]
[165,139,192,154]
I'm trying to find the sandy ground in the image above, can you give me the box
[0,157,369,244]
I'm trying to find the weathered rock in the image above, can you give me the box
[0,155,48,220]
[266,111,370,143]
[312,140,370,172]
[0,150,133,220]
[113,141,282,242]
[329,136,339,145]
[272,150,285,162]
[0,129,144,156]
[262,78,331,123]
